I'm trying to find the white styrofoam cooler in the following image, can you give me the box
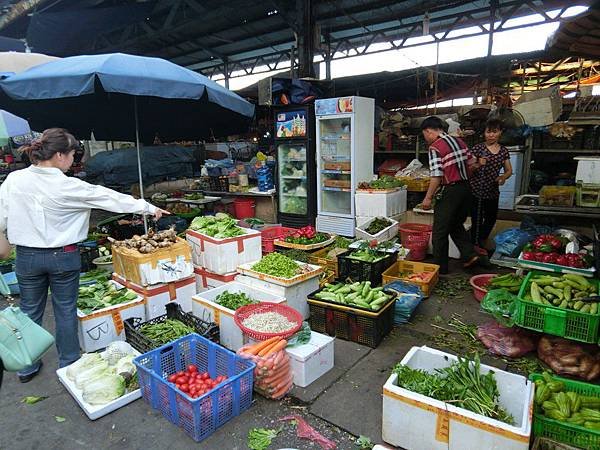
[192,281,286,351]
[235,274,319,319]
[186,228,262,275]
[77,281,146,352]
[355,188,407,217]
[194,265,237,292]
[56,349,141,420]
[382,346,533,450]
[112,273,195,320]
[355,217,399,243]
[286,332,334,388]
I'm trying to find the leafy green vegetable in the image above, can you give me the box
[189,216,246,239]
[333,236,353,249]
[247,427,281,450]
[355,435,374,449]
[82,373,126,405]
[21,396,47,405]
[79,269,110,285]
[363,217,392,235]
[393,354,514,424]
[251,253,300,278]
[139,319,196,346]
[286,321,312,347]
[278,249,309,263]
[55,416,66,423]
[284,232,329,245]
[77,281,139,314]
[358,175,405,190]
[215,290,257,310]
[66,353,104,381]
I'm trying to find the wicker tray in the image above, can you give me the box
[237,261,323,287]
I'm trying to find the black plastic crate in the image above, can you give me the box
[124,302,219,353]
[337,250,396,286]
[307,289,396,348]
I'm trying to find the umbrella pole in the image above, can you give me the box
[134,97,148,233]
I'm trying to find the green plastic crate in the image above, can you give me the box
[530,373,600,450]
[516,271,600,343]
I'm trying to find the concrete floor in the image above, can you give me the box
[0,260,518,450]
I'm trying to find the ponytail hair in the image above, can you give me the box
[19,128,79,163]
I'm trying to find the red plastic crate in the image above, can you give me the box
[260,226,296,254]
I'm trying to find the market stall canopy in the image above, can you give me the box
[546,2,600,58]
[0,52,255,142]
[0,108,30,146]
[0,51,58,77]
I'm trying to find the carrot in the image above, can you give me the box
[264,339,287,356]
[257,337,283,357]
[246,336,280,356]
[271,379,293,399]
[273,352,289,370]
[262,367,290,387]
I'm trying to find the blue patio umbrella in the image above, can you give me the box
[0,109,30,146]
[0,53,255,229]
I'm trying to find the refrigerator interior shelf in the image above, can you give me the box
[282,193,307,197]
[322,156,351,162]
[322,170,351,175]
[282,159,306,162]
[281,176,307,179]
[320,136,350,141]
[322,187,352,192]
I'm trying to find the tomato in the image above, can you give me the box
[542,253,558,264]
[201,372,209,380]
[180,383,189,392]
[176,376,188,385]
[556,255,569,266]
[176,371,185,378]
[187,364,198,374]
[167,374,178,383]
[522,251,536,261]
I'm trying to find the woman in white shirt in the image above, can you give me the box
[0,128,168,383]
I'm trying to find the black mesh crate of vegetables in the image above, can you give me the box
[124,302,219,353]
[337,250,396,286]
[307,287,396,348]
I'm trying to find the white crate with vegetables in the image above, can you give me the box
[192,282,286,351]
[56,342,141,420]
[112,273,195,320]
[194,265,237,292]
[186,215,262,275]
[355,186,407,217]
[236,253,322,319]
[355,217,399,243]
[382,346,534,450]
[77,280,146,352]
[286,331,334,388]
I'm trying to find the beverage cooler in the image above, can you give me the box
[274,105,317,227]
[315,96,374,236]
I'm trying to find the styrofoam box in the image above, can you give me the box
[355,188,407,217]
[575,156,600,184]
[112,273,195,320]
[382,346,534,450]
[286,331,334,388]
[235,274,318,319]
[355,217,399,243]
[356,213,404,228]
[77,281,146,352]
[192,281,286,351]
[194,265,237,293]
[186,228,262,275]
[56,349,141,420]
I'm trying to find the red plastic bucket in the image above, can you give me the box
[233,198,255,219]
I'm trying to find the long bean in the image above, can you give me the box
[139,319,195,345]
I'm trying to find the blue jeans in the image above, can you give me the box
[15,246,81,371]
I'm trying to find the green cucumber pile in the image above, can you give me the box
[314,281,393,311]
[523,273,598,314]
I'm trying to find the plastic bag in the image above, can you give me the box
[477,321,539,357]
[538,336,600,381]
[237,344,293,399]
[480,289,517,327]
[279,415,336,450]
[494,228,533,256]
[384,281,423,324]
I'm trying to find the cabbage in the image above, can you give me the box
[82,374,126,405]
[105,341,134,365]
[66,353,103,381]
[115,355,136,380]
[74,360,110,389]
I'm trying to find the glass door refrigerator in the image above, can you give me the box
[315,96,374,236]
[274,105,317,227]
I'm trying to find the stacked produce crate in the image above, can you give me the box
[185,215,262,291]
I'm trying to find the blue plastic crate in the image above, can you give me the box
[133,333,255,442]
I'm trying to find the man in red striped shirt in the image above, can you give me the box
[421,116,483,274]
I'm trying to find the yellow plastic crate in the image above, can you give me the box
[382,260,439,297]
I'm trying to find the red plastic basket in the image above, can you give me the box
[260,226,297,254]
[234,302,303,340]
[406,243,427,261]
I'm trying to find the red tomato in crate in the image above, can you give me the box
[187,364,198,374]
